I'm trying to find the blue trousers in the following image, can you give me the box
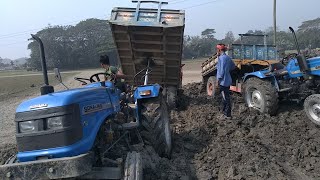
[219,85,232,117]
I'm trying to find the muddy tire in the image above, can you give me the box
[304,94,320,125]
[140,94,172,158]
[206,76,218,98]
[123,151,143,180]
[243,77,278,115]
[166,86,177,109]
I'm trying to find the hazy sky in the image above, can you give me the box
[0,0,319,59]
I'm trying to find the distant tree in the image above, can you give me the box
[296,18,320,49]
[298,18,320,32]
[201,28,216,39]
[10,61,14,66]
[27,18,115,70]
[222,31,235,45]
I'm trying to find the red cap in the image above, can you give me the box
[216,44,227,50]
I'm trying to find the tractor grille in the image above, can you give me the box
[15,104,82,152]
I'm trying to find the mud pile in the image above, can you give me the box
[2,82,320,180]
[143,83,320,180]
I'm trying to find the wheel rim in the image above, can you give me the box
[308,103,320,122]
[207,83,213,96]
[246,88,264,110]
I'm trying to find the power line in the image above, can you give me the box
[0,0,220,40]
[0,41,29,47]
[0,29,41,38]
[0,14,110,40]
[169,0,193,5]
[183,0,222,9]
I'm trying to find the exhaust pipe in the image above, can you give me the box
[288,27,310,73]
[31,34,54,95]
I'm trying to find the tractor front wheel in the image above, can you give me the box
[243,77,279,115]
[140,93,172,158]
[304,94,320,125]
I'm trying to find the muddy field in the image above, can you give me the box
[1,61,320,179]
[142,83,320,180]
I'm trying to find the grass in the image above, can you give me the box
[0,70,39,77]
[0,72,77,99]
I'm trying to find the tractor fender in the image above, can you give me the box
[134,84,161,100]
[243,71,280,92]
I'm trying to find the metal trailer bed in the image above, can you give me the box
[109,0,185,107]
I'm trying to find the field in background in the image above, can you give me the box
[0,70,39,77]
[0,58,205,98]
[0,72,78,99]
[181,58,205,84]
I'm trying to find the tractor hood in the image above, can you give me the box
[286,56,320,77]
[16,86,115,113]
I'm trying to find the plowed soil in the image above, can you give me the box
[1,62,320,179]
[142,83,320,180]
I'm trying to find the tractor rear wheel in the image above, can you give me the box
[166,86,177,110]
[304,94,320,125]
[206,76,218,98]
[140,94,172,158]
[243,77,278,115]
[123,151,142,180]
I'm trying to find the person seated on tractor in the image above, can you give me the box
[99,55,129,92]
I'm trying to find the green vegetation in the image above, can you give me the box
[24,17,320,70]
[183,18,320,59]
[27,18,116,71]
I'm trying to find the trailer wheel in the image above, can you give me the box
[140,94,172,158]
[166,86,177,109]
[243,77,278,115]
[304,94,320,125]
[206,76,218,98]
[124,151,143,180]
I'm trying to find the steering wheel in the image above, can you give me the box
[89,72,114,83]
[74,77,91,85]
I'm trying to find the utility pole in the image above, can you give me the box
[273,0,277,45]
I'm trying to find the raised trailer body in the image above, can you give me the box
[109,0,185,108]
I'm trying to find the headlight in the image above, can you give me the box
[139,90,151,96]
[47,117,63,129]
[19,121,35,133]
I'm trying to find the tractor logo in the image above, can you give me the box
[30,104,48,109]
[82,103,111,115]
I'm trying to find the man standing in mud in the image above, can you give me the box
[216,43,235,120]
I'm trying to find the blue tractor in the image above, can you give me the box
[0,1,185,179]
[241,27,320,125]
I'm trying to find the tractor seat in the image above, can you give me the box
[268,62,285,72]
[268,63,288,76]
[273,68,288,76]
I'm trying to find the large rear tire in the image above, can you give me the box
[243,77,279,115]
[123,151,143,180]
[304,94,320,125]
[166,86,177,110]
[206,76,218,98]
[140,94,172,158]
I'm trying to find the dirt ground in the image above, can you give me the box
[1,60,320,179]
